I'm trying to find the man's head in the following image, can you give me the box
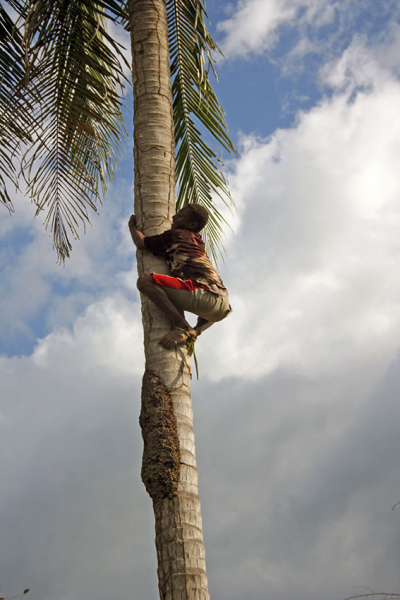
[172,204,209,233]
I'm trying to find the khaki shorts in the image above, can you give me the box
[152,273,232,322]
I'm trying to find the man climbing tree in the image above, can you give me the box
[128,205,232,349]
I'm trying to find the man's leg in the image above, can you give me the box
[137,273,196,349]
[194,317,214,337]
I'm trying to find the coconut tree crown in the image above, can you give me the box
[0,0,235,263]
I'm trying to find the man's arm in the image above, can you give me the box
[128,215,146,250]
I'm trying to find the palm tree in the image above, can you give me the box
[0,1,235,598]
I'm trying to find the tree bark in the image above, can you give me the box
[128,1,210,598]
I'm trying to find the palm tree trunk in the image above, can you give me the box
[128,1,210,598]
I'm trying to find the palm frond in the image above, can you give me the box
[0,2,34,210]
[167,0,236,263]
[14,0,129,261]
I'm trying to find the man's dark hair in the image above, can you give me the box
[186,204,209,233]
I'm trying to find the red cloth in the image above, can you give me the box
[151,273,208,292]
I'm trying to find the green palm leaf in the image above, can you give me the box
[0,2,34,210]
[4,0,129,261]
[167,0,236,263]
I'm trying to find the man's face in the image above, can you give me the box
[171,206,195,230]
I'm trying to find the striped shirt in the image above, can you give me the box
[144,228,227,292]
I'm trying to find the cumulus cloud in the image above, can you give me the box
[2,314,400,600]
[195,361,400,600]
[217,0,299,58]
[0,174,135,355]
[217,0,400,66]
[197,35,400,382]
[31,294,144,378]
[0,294,155,600]
[321,28,400,92]
[217,0,336,59]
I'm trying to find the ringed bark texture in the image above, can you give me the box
[129,1,210,598]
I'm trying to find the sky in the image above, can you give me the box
[1,1,400,599]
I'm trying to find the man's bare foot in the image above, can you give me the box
[160,327,197,349]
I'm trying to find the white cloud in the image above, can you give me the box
[197,37,400,382]
[195,360,400,600]
[321,35,391,92]
[31,294,144,379]
[0,292,156,600]
[217,0,336,59]
[3,331,400,600]
[217,0,400,69]
[377,21,400,74]
[217,0,298,58]
[0,175,135,353]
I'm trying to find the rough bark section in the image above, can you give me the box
[140,369,180,503]
[154,496,209,600]
[130,0,175,243]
